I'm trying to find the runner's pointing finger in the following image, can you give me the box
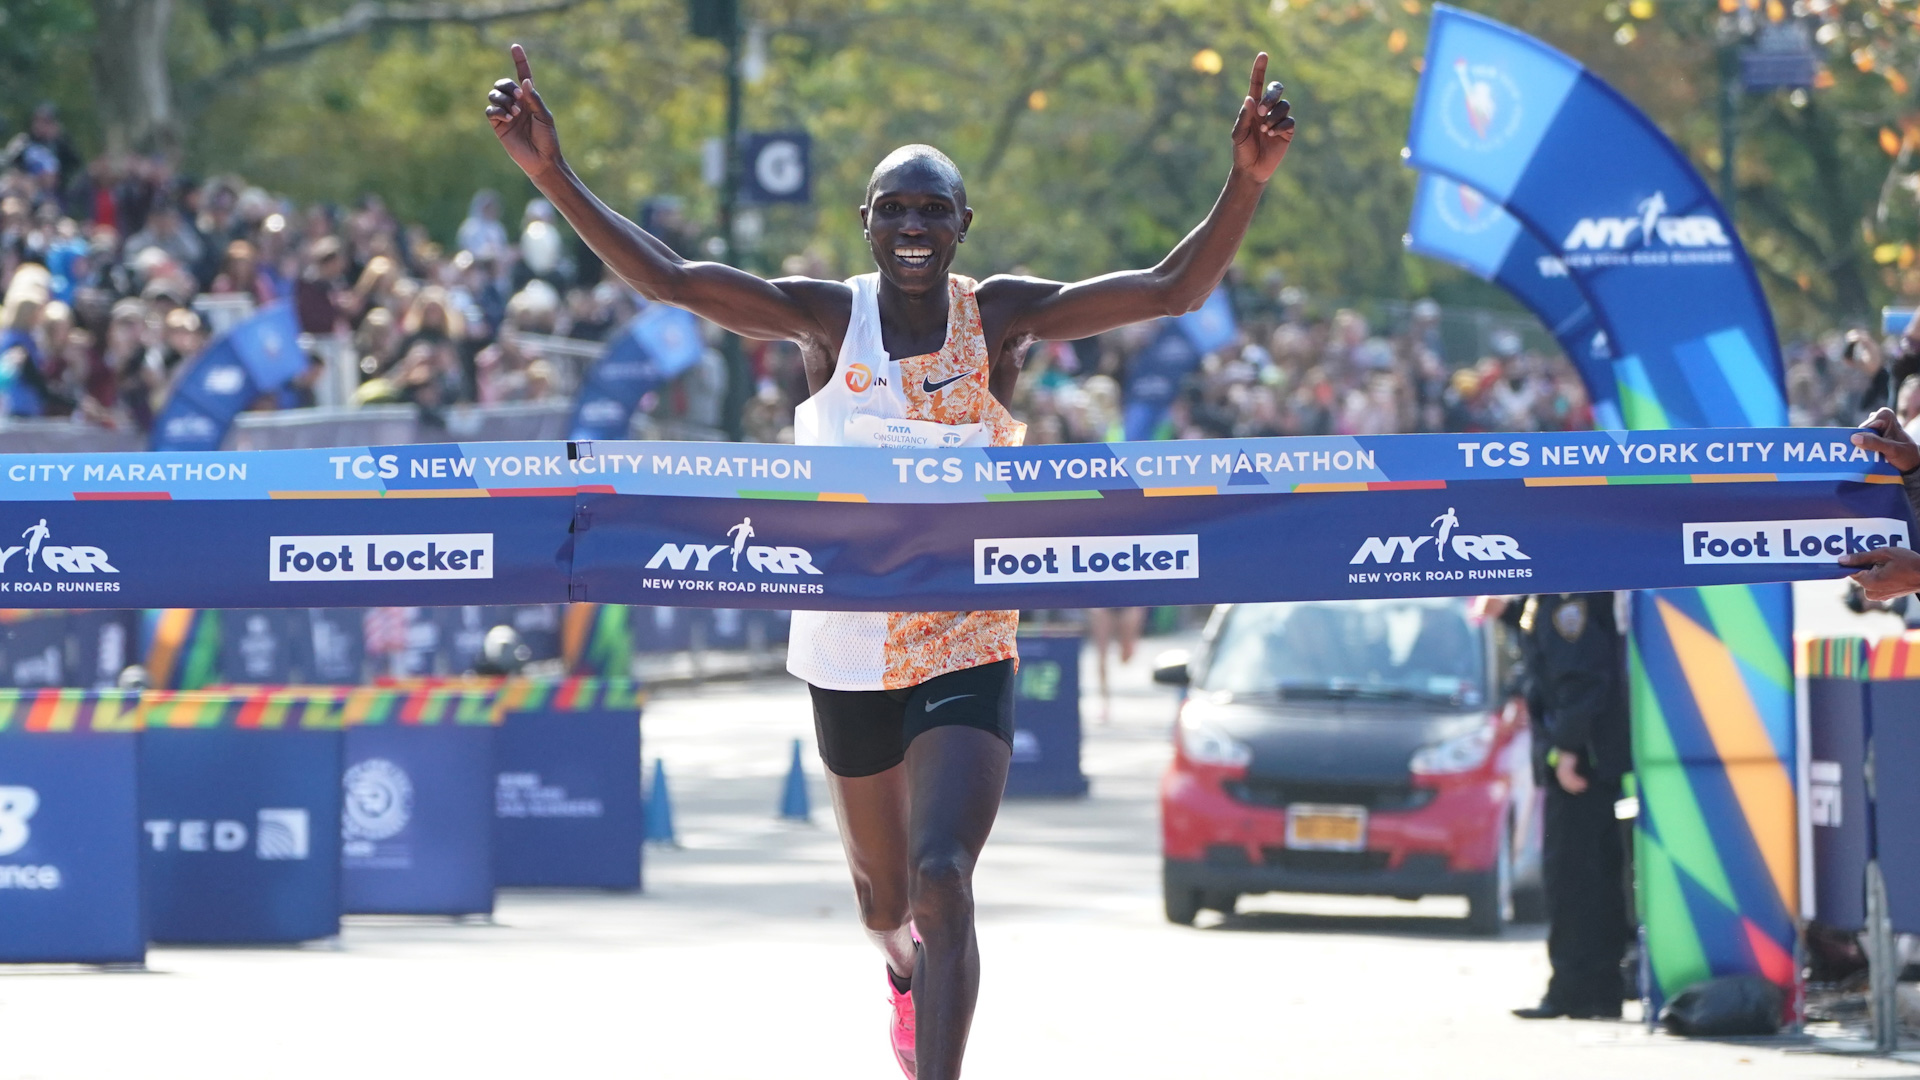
[1249,53,1269,114]
[512,43,534,84]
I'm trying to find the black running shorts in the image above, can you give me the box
[809,659,1017,778]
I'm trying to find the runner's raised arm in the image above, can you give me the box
[976,53,1297,365]
[484,45,847,350]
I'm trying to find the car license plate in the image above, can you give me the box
[1285,804,1368,852]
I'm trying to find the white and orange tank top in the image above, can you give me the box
[787,273,1025,691]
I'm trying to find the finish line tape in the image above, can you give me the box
[0,428,1901,610]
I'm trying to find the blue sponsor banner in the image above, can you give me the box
[140,728,343,943]
[151,303,306,452]
[1806,676,1869,932]
[1006,634,1088,798]
[1406,172,1623,430]
[343,725,496,916]
[494,708,642,889]
[1407,5,1782,430]
[0,433,1893,609]
[570,306,706,441]
[0,729,145,964]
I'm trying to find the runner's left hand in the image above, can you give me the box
[1231,53,1296,184]
[1852,407,1920,474]
[1841,545,1920,602]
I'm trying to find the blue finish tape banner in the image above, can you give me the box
[1406,172,1623,430]
[1408,4,1783,430]
[0,433,1898,610]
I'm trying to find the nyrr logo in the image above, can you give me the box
[343,758,413,843]
[644,517,823,576]
[0,519,118,575]
[1439,58,1523,151]
[1350,507,1530,565]
[1432,180,1499,236]
[1562,192,1730,253]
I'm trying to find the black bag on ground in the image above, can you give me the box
[1659,974,1784,1036]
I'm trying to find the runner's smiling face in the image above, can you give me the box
[861,160,972,296]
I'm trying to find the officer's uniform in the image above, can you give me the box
[1513,592,1632,1018]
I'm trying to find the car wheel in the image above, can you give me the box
[1466,817,1516,936]
[1201,891,1239,916]
[1163,870,1201,926]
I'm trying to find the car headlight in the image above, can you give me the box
[1409,721,1496,776]
[1178,709,1252,768]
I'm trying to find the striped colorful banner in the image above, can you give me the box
[0,689,142,733]
[0,678,629,733]
[1798,636,1871,681]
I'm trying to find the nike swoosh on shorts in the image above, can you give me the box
[924,693,975,712]
[921,372,968,394]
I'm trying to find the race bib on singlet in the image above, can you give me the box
[844,413,988,450]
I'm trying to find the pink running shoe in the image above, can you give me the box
[887,969,916,1078]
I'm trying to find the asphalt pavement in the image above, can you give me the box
[2,584,1916,1078]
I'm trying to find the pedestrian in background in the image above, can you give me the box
[1504,592,1633,1021]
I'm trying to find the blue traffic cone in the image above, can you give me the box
[645,758,678,846]
[779,738,812,822]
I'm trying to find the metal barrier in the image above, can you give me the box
[1802,634,1920,1052]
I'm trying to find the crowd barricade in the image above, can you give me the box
[1006,634,1089,798]
[0,690,146,964]
[1862,637,1920,934]
[1802,634,1920,1050]
[491,677,645,890]
[1801,637,1872,933]
[139,690,346,945]
[338,684,502,917]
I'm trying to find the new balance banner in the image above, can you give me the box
[0,695,145,964]
[0,435,1898,609]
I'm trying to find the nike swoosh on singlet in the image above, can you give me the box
[921,372,969,394]
[924,693,975,712]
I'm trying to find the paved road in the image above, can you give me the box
[3,599,1914,1078]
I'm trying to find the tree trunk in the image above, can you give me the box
[91,0,178,156]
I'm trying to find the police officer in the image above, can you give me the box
[1507,592,1632,1020]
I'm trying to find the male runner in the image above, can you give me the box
[486,46,1294,1078]
[22,519,48,572]
[727,516,754,573]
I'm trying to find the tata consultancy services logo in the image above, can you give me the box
[845,363,874,393]
[1440,58,1523,152]
[1349,507,1532,584]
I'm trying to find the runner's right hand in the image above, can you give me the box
[486,44,564,179]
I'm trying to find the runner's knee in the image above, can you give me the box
[908,849,974,912]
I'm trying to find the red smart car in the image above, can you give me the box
[1158,598,1543,933]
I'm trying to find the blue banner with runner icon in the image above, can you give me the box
[0,432,1896,611]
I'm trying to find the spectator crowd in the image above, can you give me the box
[0,104,646,437]
[0,101,1909,446]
